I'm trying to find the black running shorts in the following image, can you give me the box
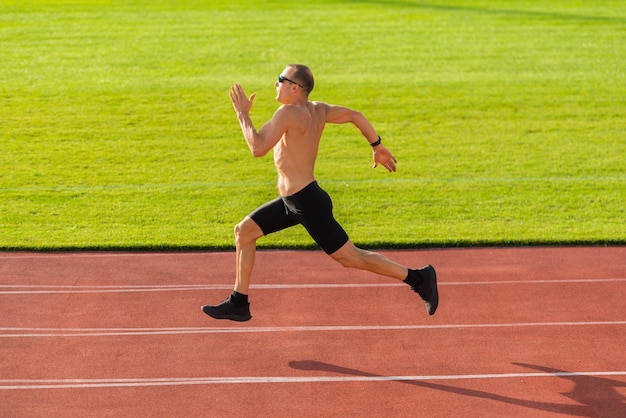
[249,181,349,254]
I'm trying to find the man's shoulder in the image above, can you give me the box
[275,101,328,117]
[279,100,328,108]
[272,104,298,119]
[310,100,329,108]
[309,101,331,117]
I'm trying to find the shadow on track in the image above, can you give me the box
[289,360,625,417]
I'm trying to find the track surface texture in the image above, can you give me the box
[1,247,625,417]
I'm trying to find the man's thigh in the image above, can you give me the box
[248,197,298,236]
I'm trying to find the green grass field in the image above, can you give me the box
[1,0,624,250]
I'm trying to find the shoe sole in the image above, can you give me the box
[202,305,251,322]
[424,265,439,315]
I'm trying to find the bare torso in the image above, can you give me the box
[229,77,396,197]
[274,101,327,196]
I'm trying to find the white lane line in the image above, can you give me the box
[1,278,624,295]
[1,371,625,390]
[1,321,625,338]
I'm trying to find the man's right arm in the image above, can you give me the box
[230,84,287,157]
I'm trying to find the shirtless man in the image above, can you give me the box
[202,64,438,321]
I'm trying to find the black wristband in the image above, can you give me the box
[370,136,382,147]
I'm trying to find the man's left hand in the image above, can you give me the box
[373,145,398,172]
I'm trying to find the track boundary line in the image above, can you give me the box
[2,321,625,338]
[1,371,626,390]
[1,245,624,261]
[1,278,624,295]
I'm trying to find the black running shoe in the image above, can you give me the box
[202,296,251,322]
[415,265,438,315]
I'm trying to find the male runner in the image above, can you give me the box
[202,64,438,321]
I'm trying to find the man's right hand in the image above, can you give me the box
[229,84,256,116]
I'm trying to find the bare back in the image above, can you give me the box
[274,101,328,196]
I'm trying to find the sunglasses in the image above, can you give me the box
[278,74,304,89]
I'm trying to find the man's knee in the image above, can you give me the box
[330,243,365,269]
[334,255,360,269]
[234,217,263,245]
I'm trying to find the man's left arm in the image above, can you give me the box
[324,104,398,172]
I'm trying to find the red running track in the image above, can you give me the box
[1,247,625,417]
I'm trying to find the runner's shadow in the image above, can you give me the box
[289,360,625,417]
[512,363,626,417]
